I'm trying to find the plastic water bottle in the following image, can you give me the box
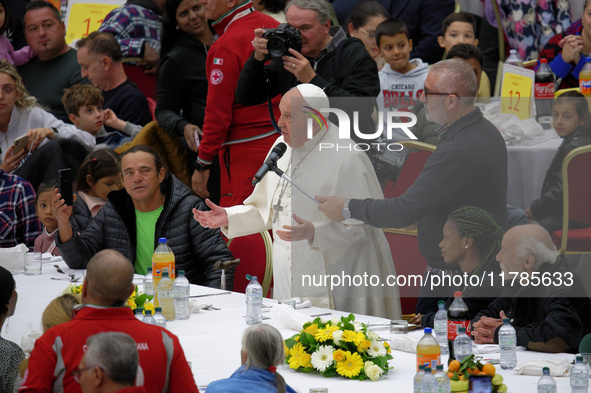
[134,308,144,321]
[174,270,190,320]
[499,318,517,370]
[420,366,438,393]
[579,58,591,96]
[571,356,590,393]
[417,327,441,371]
[245,276,263,325]
[153,307,167,328]
[448,291,470,362]
[538,367,556,393]
[143,267,154,297]
[435,364,451,393]
[157,271,175,321]
[506,49,523,67]
[414,364,426,393]
[453,327,472,363]
[434,300,449,355]
[152,238,175,307]
[142,309,156,325]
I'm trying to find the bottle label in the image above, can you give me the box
[416,353,440,371]
[534,82,554,99]
[581,79,591,95]
[448,320,471,341]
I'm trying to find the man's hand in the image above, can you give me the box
[184,124,201,152]
[192,169,210,198]
[52,188,75,243]
[104,109,126,131]
[408,313,422,326]
[27,128,54,151]
[192,199,228,228]
[252,28,269,61]
[316,195,346,222]
[0,145,26,172]
[525,208,535,222]
[276,214,315,241]
[559,35,583,64]
[283,48,316,83]
[141,43,160,74]
[472,313,504,344]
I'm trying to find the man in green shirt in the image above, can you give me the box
[54,145,234,288]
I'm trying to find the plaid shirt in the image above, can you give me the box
[0,170,41,249]
[98,4,162,57]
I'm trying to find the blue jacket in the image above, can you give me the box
[206,365,297,393]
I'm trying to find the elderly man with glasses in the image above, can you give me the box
[318,59,508,315]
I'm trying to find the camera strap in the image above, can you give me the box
[264,64,282,135]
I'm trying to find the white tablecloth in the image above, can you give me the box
[506,132,562,209]
[6,261,579,392]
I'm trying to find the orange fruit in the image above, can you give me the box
[479,371,488,375]
[482,363,496,376]
[449,360,461,372]
[467,367,480,375]
[447,372,455,378]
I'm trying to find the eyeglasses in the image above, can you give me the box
[359,28,376,38]
[72,365,100,383]
[422,87,456,100]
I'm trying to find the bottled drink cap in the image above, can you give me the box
[147,267,152,272]
[458,327,465,333]
[178,270,185,275]
[419,364,425,370]
[162,272,169,277]
[159,237,167,243]
[454,291,463,297]
[155,307,162,312]
[424,327,432,334]
[587,57,591,62]
[510,49,516,54]
[540,59,548,64]
[542,367,550,374]
[436,364,443,371]
[252,276,258,281]
[503,318,510,323]
[576,356,584,362]
[438,300,445,307]
[425,367,431,373]
[135,307,144,313]
[145,309,152,315]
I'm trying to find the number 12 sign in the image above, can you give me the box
[500,64,535,121]
[65,0,123,45]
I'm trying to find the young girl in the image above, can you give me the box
[71,149,122,232]
[0,0,34,66]
[34,182,60,255]
[525,91,591,232]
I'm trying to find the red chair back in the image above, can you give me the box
[228,232,272,297]
[567,151,591,225]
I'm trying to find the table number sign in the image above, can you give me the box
[500,64,535,121]
[64,0,124,44]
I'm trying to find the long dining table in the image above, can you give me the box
[6,259,580,393]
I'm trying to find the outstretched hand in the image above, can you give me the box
[316,195,346,222]
[276,214,315,241]
[193,198,228,228]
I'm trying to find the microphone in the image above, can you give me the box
[252,142,287,186]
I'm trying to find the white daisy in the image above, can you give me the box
[332,329,343,345]
[353,321,364,332]
[366,330,379,341]
[367,340,387,357]
[311,345,334,372]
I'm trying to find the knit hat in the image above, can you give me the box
[0,265,15,315]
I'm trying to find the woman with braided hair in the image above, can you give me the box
[410,206,505,327]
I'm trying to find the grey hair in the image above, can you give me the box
[84,332,138,386]
[242,324,286,393]
[430,59,477,102]
[285,0,331,24]
[515,233,559,270]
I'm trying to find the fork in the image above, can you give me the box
[202,304,220,311]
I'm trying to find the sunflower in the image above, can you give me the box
[336,351,364,378]
[314,325,340,342]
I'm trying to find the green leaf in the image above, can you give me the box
[284,338,297,349]
[322,369,337,378]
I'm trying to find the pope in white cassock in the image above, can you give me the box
[193,84,401,319]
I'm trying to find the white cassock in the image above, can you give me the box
[223,123,402,319]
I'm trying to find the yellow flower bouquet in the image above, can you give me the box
[64,284,153,311]
[284,314,392,381]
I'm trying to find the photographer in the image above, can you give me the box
[235,0,379,119]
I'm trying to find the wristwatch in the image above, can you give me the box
[341,198,352,219]
[194,159,211,172]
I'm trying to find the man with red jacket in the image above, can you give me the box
[19,250,198,393]
[192,0,281,207]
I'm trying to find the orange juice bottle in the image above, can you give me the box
[580,58,591,96]
[416,327,441,371]
[152,237,175,307]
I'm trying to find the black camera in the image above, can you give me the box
[263,23,302,60]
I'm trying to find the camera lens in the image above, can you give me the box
[267,36,287,59]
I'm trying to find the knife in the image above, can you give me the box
[190,292,232,298]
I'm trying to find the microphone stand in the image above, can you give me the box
[269,162,320,205]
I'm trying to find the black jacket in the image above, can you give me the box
[70,196,92,233]
[472,258,591,353]
[235,26,379,124]
[351,108,508,270]
[530,126,591,219]
[57,175,234,288]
